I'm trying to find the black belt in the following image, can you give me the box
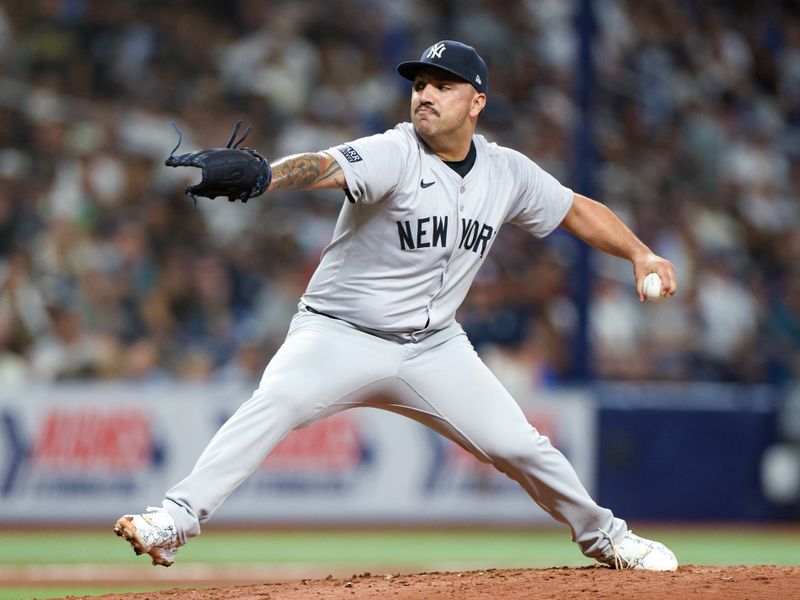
[305,304,344,322]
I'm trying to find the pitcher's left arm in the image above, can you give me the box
[559,194,677,301]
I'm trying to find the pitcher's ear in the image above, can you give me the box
[471,92,487,117]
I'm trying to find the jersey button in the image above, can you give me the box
[460,186,466,193]
[460,205,465,211]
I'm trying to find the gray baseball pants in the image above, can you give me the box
[162,307,626,560]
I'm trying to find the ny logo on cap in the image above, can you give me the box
[427,42,446,59]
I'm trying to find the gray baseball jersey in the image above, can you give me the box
[301,122,573,336]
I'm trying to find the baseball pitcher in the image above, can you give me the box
[115,40,678,572]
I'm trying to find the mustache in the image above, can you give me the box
[415,103,439,116]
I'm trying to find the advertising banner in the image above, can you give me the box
[0,384,595,524]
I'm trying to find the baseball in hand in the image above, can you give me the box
[642,272,663,301]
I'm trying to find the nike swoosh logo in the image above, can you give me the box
[420,179,436,188]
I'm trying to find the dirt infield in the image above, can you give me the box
[63,565,800,600]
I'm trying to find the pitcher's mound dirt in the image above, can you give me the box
[71,565,800,600]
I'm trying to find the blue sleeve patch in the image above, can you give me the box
[337,144,363,163]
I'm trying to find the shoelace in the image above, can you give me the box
[224,119,253,149]
[144,506,180,548]
[599,528,622,570]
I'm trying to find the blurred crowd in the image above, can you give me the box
[0,0,799,389]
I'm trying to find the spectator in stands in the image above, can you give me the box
[0,0,797,387]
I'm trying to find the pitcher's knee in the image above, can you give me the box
[247,385,319,425]
[483,427,548,469]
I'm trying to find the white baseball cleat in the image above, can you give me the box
[599,530,678,571]
[114,506,180,567]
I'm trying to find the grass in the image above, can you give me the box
[0,587,166,600]
[0,529,592,568]
[0,526,798,600]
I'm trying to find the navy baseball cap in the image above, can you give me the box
[397,40,488,94]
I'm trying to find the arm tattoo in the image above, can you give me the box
[269,153,345,191]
